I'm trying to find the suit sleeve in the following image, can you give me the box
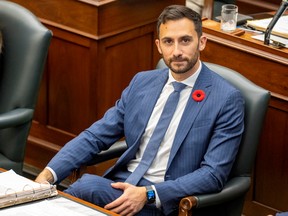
[46,75,137,183]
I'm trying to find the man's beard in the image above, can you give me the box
[165,52,199,74]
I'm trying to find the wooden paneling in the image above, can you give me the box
[201,19,288,215]
[7,0,185,174]
[48,34,92,133]
[255,103,288,211]
[236,0,282,14]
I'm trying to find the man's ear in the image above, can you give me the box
[199,35,207,51]
[155,39,162,55]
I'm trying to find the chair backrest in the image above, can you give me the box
[0,1,52,173]
[156,59,270,179]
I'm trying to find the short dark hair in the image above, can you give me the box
[157,5,202,38]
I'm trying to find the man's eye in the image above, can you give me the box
[182,38,191,43]
[163,39,173,44]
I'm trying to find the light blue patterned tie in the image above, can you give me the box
[125,82,187,185]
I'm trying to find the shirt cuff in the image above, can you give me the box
[151,185,161,208]
[46,167,58,184]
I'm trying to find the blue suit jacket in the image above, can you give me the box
[48,63,244,214]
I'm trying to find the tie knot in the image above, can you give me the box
[172,82,186,92]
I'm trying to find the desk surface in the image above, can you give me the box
[0,191,119,215]
[202,18,288,59]
[58,191,120,216]
[0,168,119,216]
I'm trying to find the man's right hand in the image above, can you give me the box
[35,168,54,184]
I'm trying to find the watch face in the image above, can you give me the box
[146,189,155,204]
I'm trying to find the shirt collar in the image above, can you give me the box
[167,61,202,88]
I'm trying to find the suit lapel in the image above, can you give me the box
[137,71,168,133]
[167,65,213,167]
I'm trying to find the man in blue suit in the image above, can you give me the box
[36,5,244,216]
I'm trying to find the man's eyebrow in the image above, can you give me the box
[180,35,193,39]
[179,35,194,42]
[160,37,173,42]
[160,35,194,41]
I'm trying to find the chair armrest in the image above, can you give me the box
[0,108,34,129]
[86,140,127,165]
[179,177,250,215]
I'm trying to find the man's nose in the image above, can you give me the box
[172,43,183,57]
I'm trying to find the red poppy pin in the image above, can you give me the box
[192,90,205,102]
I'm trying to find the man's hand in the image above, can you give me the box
[35,168,54,184]
[104,182,147,216]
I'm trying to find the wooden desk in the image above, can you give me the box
[0,168,118,215]
[201,19,288,216]
[58,191,120,216]
[0,191,119,215]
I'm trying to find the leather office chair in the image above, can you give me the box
[0,1,52,174]
[74,59,270,216]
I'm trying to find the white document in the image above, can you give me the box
[0,197,108,216]
[247,15,288,36]
[0,170,58,208]
[0,170,108,215]
[0,170,49,194]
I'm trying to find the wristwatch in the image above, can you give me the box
[145,186,156,204]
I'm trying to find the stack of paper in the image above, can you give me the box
[247,15,288,38]
[0,170,58,208]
